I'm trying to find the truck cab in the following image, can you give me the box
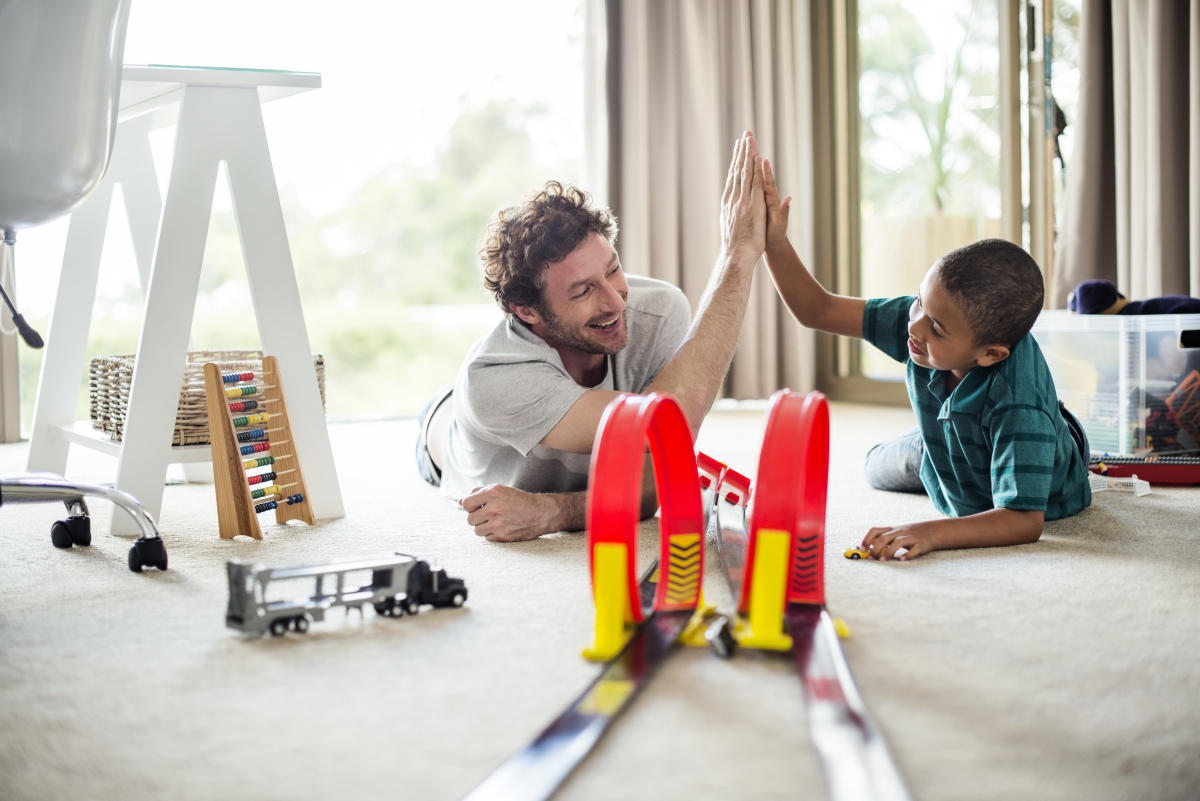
[406,559,468,610]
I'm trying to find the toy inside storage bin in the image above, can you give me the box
[89,350,326,446]
[1030,311,1200,456]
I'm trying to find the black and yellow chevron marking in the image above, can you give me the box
[789,532,821,600]
[664,533,701,606]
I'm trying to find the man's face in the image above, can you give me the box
[906,264,996,379]
[522,233,630,356]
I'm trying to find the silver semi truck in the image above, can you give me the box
[226,553,467,636]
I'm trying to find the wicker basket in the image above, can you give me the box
[89,350,326,446]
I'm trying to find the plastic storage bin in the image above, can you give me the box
[1030,310,1200,456]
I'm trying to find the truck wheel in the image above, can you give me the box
[450,591,466,608]
[292,616,310,633]
[269,618,288,637]
[405,599,420,615]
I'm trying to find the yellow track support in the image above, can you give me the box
[733,528,793,651]
[583,542,633,661]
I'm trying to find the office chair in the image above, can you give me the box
[0,0,167,572]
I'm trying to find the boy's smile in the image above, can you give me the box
[907,265,1008,383]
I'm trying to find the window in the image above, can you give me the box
[9,0,589,433]
[814,0,1080,401]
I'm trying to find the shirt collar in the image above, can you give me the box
[930,366,990,420]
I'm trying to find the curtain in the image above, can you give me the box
[1054,0,1200,307]
[603,0,815,398]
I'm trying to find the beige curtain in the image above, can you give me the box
[604,0,815,398]
[1054,0,1200,306]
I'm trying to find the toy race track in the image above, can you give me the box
[1090,454,1200,485]
[460,390,910,801]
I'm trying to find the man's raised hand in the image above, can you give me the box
[720,131,766,265]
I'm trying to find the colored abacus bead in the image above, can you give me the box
[239,442,270,456]
[254,500,278,514]
[242,455,274,469]
[222,371,254,384]
[236,427,266,442]
[247,471,277,486]
[286,493,304,505]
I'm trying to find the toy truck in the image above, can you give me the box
[225,553,467,636]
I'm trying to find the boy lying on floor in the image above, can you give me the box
[760,163,1092,560]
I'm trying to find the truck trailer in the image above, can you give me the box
[226,553,467,636]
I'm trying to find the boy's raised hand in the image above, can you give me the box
[763,157,792,255]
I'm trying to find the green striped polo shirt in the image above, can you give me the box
[864,296,1092,520]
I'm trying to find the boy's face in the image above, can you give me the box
[906,265,1008,381]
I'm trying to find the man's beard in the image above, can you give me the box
[539,307,629,355]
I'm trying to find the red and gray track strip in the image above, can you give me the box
[786,605,912,801]
[459,583,688,801]
[711,389,912,801]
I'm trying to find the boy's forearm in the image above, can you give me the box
[764,238,865,338]
[927,508,1045,550]
[764,238,824,325]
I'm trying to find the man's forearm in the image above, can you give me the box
[648,250,757,433]
[542,490,590,533]
[547,457,658,533]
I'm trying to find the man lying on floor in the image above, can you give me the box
[416,133,766,541]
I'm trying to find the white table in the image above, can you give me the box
[27,65,344,535]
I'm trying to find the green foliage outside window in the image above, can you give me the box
[18,99,581,426]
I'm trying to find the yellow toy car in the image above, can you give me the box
[843,547,870,560]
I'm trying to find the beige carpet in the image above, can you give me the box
[0,401,1197,801]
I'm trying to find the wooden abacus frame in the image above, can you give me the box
[204,355,315,539]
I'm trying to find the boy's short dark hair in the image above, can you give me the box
[480,181,618,315]
[936,238,1044,348]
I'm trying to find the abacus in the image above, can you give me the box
[203,355,315,539]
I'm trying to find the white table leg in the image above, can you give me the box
[222,87,344,524]
[27,115,160,474]
[110,88,219,534]
[110,85,343,534]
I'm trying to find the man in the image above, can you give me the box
[417,132,766,542]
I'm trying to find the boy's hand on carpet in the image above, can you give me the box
[862,522,937,561]
[459,484,564,542]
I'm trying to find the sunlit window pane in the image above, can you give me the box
[856,0,1002,381]
[17,0,587,429]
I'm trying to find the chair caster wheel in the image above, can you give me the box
[51,520,73,549]
[128,536,168,573]
[67,516,90,546]
[51,515,90,549]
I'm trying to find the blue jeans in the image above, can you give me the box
[863,402,1090,495]
[863,428,926,493]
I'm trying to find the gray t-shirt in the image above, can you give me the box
[439,275,692,498]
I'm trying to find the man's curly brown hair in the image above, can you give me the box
[481,181,618,316]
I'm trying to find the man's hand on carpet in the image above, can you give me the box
[459,484,577,542]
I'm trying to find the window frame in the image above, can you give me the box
[811,0,1042,404]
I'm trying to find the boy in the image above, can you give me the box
[761,162,1091,560]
